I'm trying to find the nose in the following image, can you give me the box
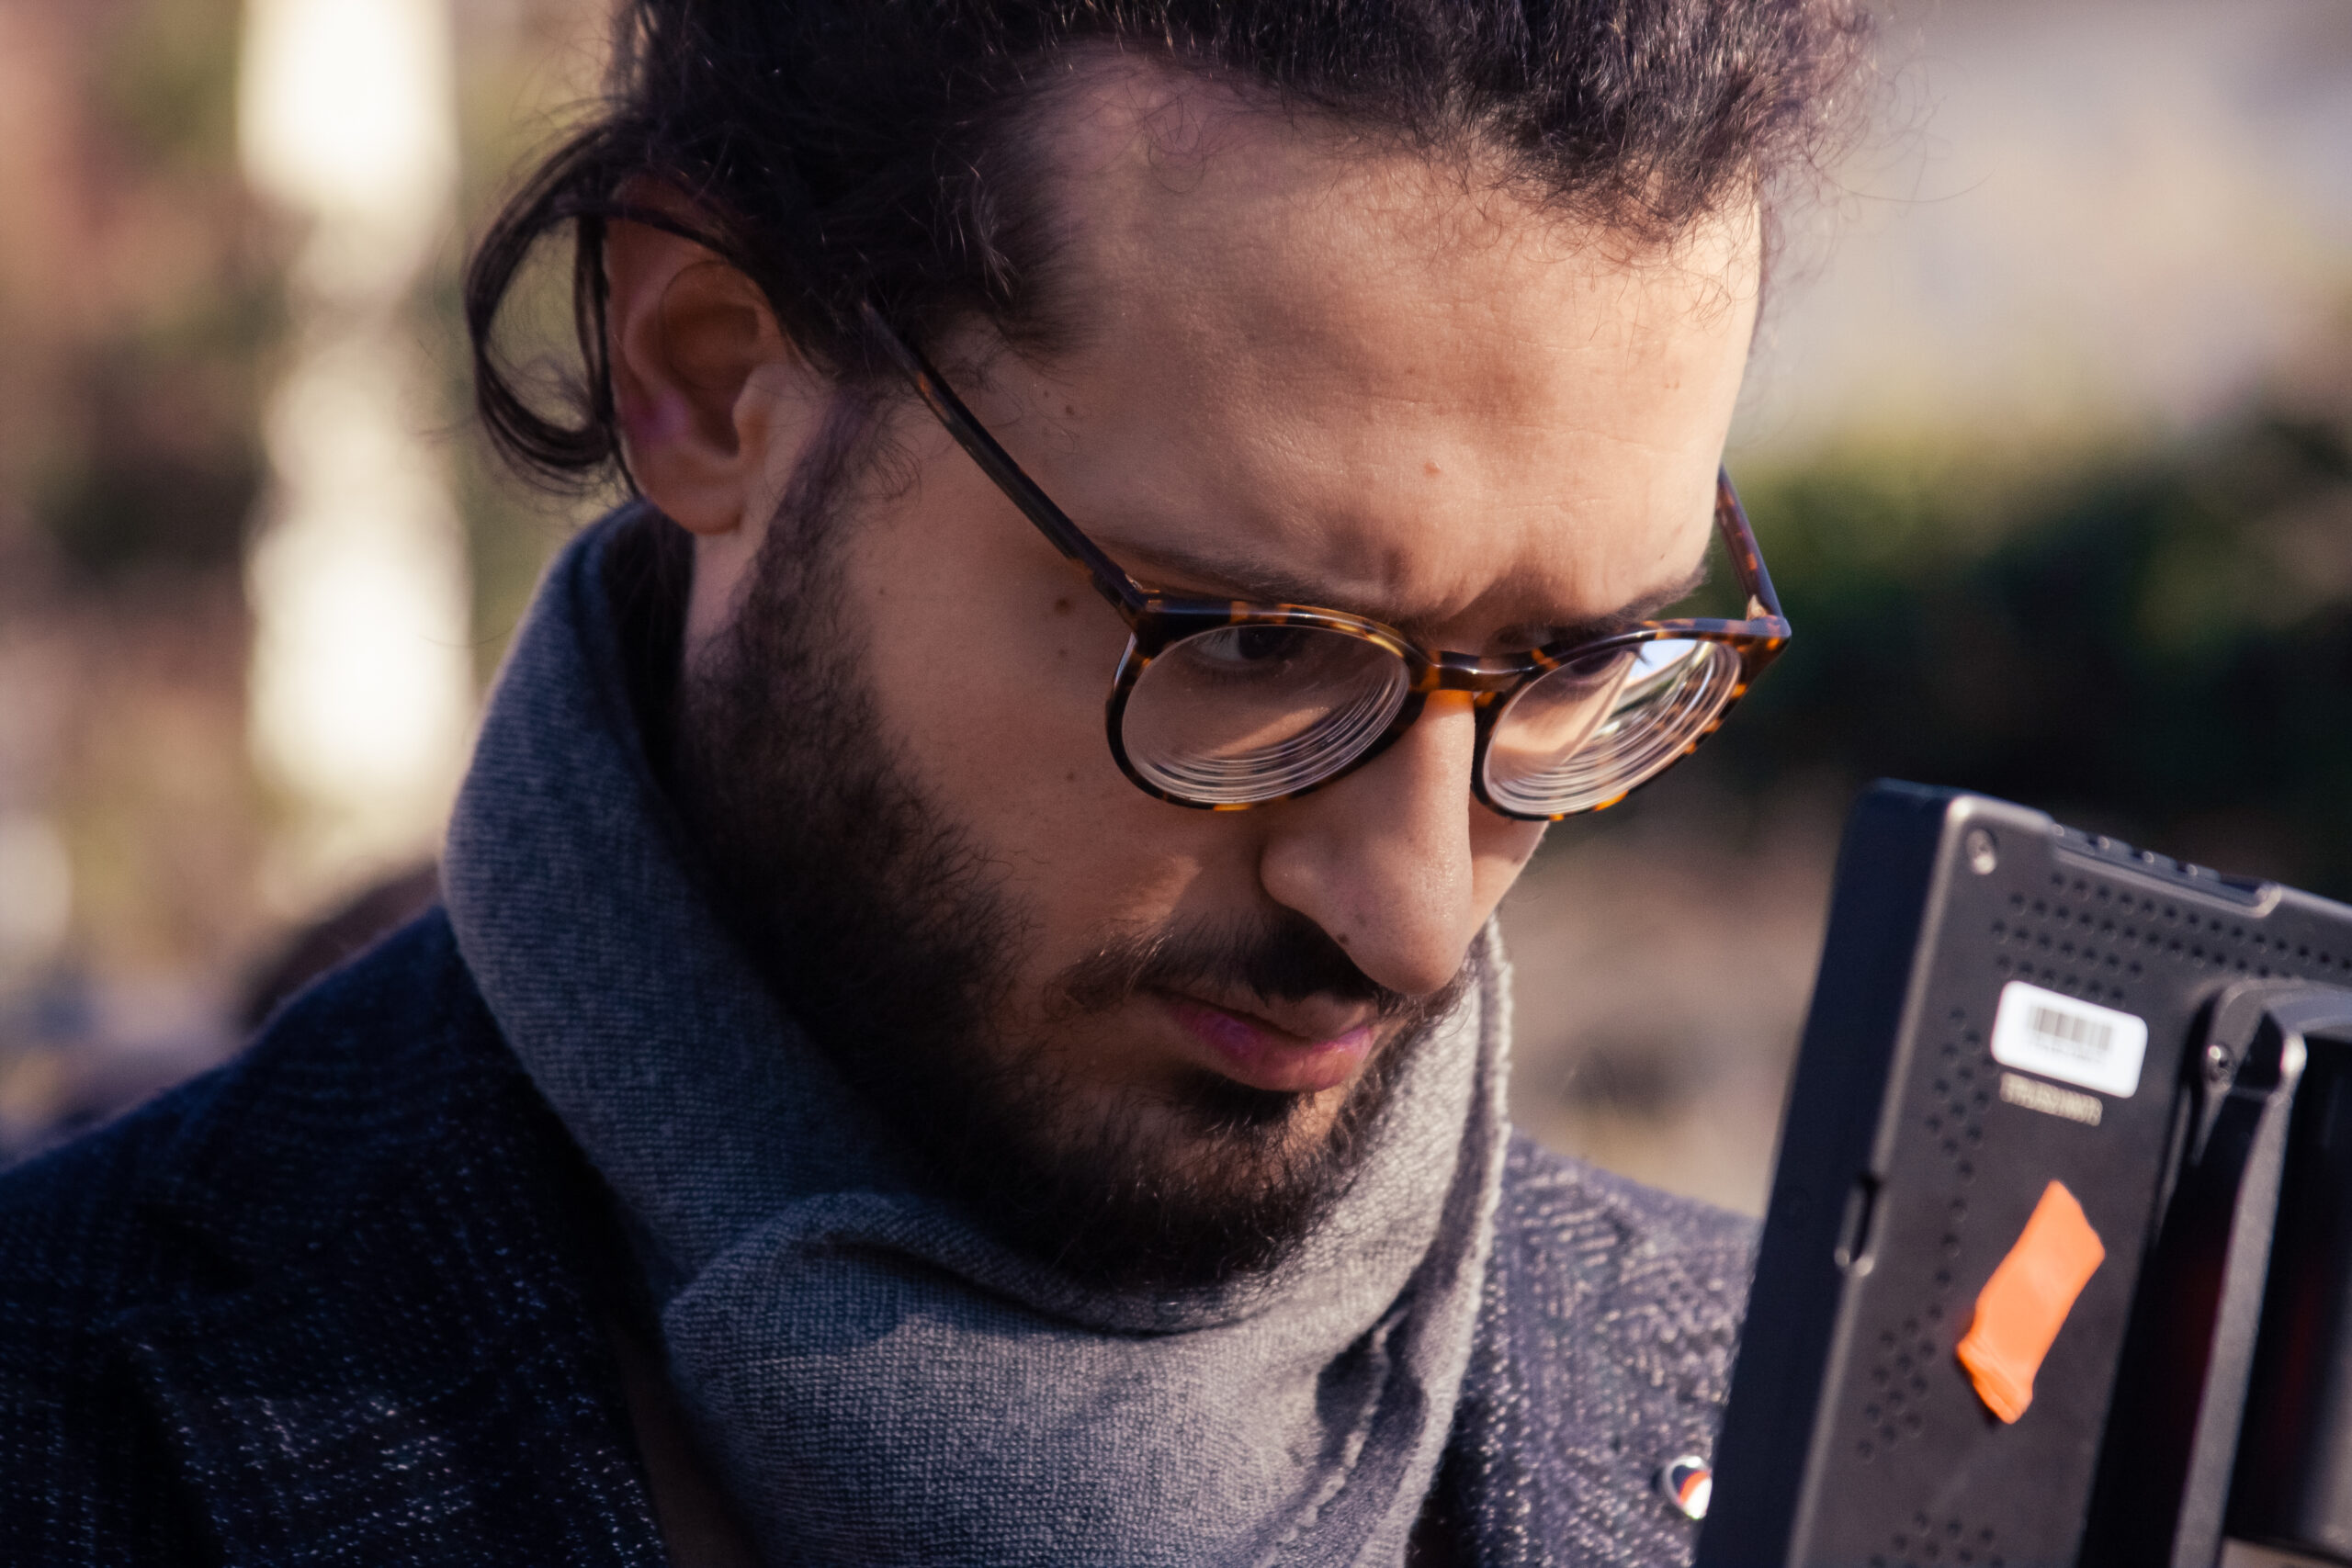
[1256,692,1537,998]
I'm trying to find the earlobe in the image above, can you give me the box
[605,211,799,538]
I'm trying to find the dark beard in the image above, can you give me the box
[658,411,1468,1292]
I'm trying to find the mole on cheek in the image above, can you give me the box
[1053,597,1073,615]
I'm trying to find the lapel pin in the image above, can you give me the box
[1657,1455,1713,1520]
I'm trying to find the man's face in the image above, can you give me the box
[658,74,1760,1285]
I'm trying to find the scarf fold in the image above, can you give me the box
[443,515,1510,1567]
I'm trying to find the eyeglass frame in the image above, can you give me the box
[859,302,1792,820]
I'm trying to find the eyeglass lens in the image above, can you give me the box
[1482,637,1742,815]
[1121,625,1412,805]
[1121,626,1743,817]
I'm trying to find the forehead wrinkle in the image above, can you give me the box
[1093,280,1750,532]
[1060,356,1724,639]
[1100,498,1711,646]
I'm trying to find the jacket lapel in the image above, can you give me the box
[105,976,667,1566]
[117,1261,660,1564]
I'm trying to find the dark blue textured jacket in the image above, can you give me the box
[0,914,1751,1566]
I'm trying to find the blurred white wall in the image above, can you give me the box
[239,0,472,912]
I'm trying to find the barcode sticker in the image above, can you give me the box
[1989,981,2147,1099]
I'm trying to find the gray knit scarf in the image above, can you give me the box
[443,517,1511,1566]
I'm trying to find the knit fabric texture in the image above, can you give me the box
[441,514,1511,1567]
[0,908,1754,1564]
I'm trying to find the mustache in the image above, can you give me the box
[1049,909,1463,1026]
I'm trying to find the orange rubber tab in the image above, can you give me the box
[1955,1179,2106,1423]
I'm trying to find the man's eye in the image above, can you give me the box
[1545,657,1623,693]
[1186,626,1318,670]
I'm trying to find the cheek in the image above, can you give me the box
[861,571,1115,806]
[836,478,1208,919]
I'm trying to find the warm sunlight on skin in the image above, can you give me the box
[608,60,1761,1156]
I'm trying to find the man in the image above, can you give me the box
[0,1,1863,1562]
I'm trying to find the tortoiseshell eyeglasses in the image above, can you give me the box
[862,304,1792,820]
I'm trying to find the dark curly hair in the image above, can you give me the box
[466,0,1871,489]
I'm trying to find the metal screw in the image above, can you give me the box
[2205,1043,2235,1080]
[1965,828,1999,876]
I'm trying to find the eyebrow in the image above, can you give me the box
[1110,536,1716,649]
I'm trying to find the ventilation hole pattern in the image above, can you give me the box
[1990,869,2352,1005]
[1855,1310,1941,1461]
[1854,1008,1979,1464]
[1870,1513,2005,1568]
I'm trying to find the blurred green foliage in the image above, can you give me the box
[91,0,243,169]
[1716,391,2352,897]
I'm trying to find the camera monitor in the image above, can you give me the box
[1701,784,2352,1568]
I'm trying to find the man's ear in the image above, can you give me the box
[605,209,800,538]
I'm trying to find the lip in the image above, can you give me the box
[1160,995,1376,1094]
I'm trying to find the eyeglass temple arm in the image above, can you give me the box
[1717,469,1789,627]
[860,304,1148,620]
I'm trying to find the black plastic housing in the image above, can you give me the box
[1700,783,2352,1568]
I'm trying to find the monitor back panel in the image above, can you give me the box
[1701,784,2352,1568]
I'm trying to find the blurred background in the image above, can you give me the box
[0,0,2346,1215]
